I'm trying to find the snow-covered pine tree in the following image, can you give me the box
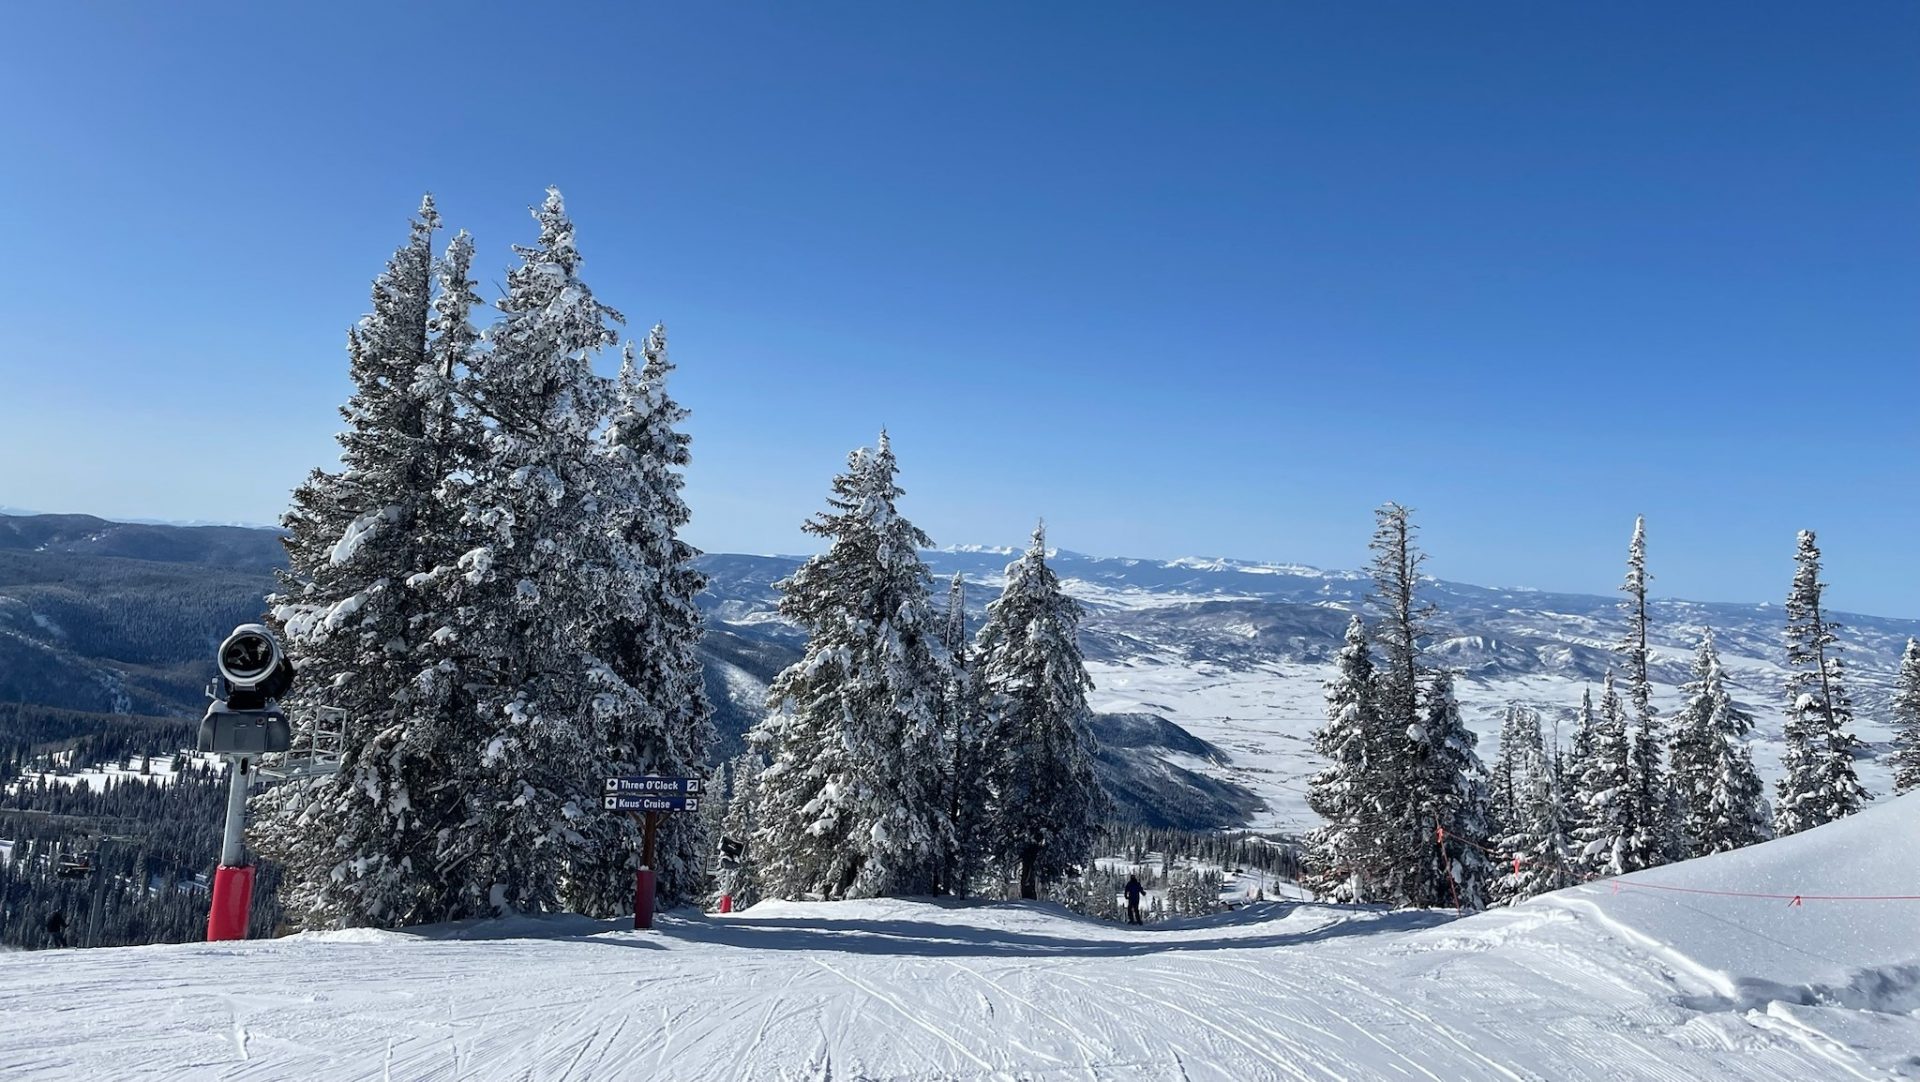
[1669,630,1769,855]
[252,197,483,928]
[568,326,714,913]
[1488,704,1541,843]
[1775,530,1869,835]
[422,187,640,916]
[1405,671,1493,910]
[976,524,1108,900]
[1614,516,1676,867]
[1575,671,1636,877]
[1495,711,1578,904]
[1893,639,1920,795]
[940,573,987,895]
[1365,502,1437,906]
[718,753,764,908]
[1368,503,1430,754]
[1306,614,1384,902]
[747,433,953,899]
[1561,686,1595,836]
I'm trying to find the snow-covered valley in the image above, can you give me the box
[7,514,1915,834]
[5,793,1915,1080]
[701,548,1920,834]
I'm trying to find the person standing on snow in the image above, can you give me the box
[1124,875,1145,925]
[45,910,68,949]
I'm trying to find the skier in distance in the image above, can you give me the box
[1124,875,1145,925]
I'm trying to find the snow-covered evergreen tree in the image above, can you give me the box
[1495,712,1578,904]
[1775,530,1869,836]
[1575,671,1638,877]
[1368,503,1430,750]
[252,197,484,928]
[1306,615,1384,902]
[1407,672,1493,910]
[1488,704,1541,843]
[717,753,765,909]
[1614,516,1676,865]
[1364,503,1436,906]
[1669,631,1768,855]
[747,433,953,899]
[976,525,1107,900]
[418,187,641,916]
[1561,686,1595,837]
[569,326,713,913]
[1892,638,1920,795]
[939,573,987,895]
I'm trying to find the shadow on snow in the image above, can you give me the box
[639,900,1457,959]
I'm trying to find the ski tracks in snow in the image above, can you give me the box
[0,900,1909,1081]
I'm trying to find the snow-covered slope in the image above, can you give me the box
[5,795,1915,1080]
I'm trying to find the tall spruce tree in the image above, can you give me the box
[1488,704,1541,843]
[1494,707,1577,904]
[419,187,640,915]
[718,752,766,909]
[1562,686,1596,836]
[1368,503,1430,750]
[1892,639,1920,795]
[1575,671,1639,876]
[1497,736,1574,905]
[747,434,953,899]
[1406,672,1493,910]
[940,574,987,895]
[1775,531,1868,834]
[1306,614,1384,902]
[1670,631,1768,855]
[569,327,713,912]
[1365,502,1438,906]
[977,525,1107,900]
[1614,516,1675,866]
[252,197,481,927]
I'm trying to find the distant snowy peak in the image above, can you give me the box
[1164,555,1366,580]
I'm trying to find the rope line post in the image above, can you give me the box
[1434,820,1462,913]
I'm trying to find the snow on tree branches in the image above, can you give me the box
[1775,530,1868,836]
[747,433,953,900]
[1893,639,1920,795]
[253,191,711,928]
[1669,631,1769,856]
[976,524,1108,900]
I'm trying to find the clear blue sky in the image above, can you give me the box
[1,3,1915,615]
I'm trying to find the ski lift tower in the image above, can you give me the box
[196,624,295,942]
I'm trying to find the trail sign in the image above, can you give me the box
[604,793,700,813]
[602,774,707,931]
[605,775,702,796]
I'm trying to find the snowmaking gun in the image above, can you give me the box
[196,623,296,942]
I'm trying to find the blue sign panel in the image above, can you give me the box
[604,793,700,813]
[605,775,703,795]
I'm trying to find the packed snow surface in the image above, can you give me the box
[4,796,1916,1080]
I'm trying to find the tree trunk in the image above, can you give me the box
[1019,844,1040,900]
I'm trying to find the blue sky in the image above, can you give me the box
[1,3,1915,614]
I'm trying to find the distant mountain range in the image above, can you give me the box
[4,512,1915,833]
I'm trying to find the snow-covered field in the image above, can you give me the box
[5,795,1915,1080]
[5,751,220,795]
[1085,649,1895,834]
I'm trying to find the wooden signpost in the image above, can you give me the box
[605,775,703,929]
